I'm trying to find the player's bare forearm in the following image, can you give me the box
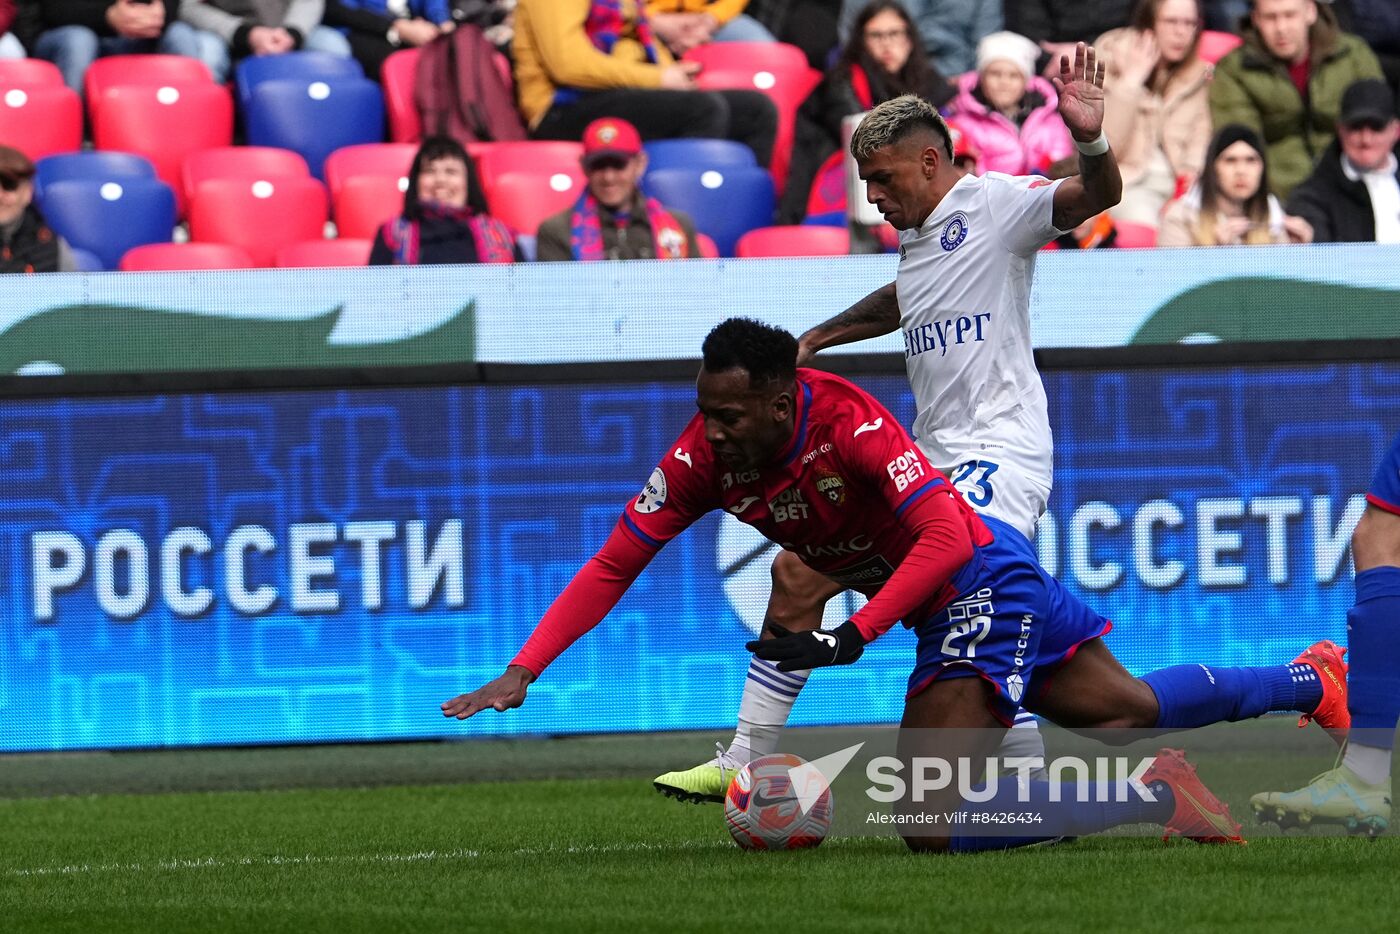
[797,282,900,364]
[1051,148,1122,232]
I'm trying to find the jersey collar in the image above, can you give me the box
[920,174,975,233]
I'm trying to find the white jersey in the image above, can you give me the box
[895,171,1065,536]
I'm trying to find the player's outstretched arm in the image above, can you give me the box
[1050,42,1123,232]
[796,282,899,365]
[441,665,535,720]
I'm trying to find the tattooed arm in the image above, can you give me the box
[796,282,900,365]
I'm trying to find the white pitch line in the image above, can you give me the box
[4,840,735,879]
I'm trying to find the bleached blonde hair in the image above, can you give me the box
[849,94,953,161]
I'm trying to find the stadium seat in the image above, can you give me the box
[483,170,585,236]
[183,146,310,205]
[1114,220,1158,249]
[235,51,364,110]
[274,238,373,267]
[333,174,406,239]
[695,233,720,258]
[91,81,234,212]
[323,142,417,199]
[84,54,212,105]
[120,241,258,271]
[380,48,421,143]
[736,225,850,257]
[69,247,103,271]
[245,77,386,179]
[472,141,585,193]
[35,151,155,202]
[188,176,329,267]
[0,85,82,161]
[684,42,820,190]
[643,166,776,256]
[642,138,757,173]
[39,177,177,270]
[0,58,65,88]
[1198,30,1244,65]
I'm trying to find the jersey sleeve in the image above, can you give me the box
[508,424,716,676]
[983,172,1067,256]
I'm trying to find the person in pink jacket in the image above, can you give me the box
[947,30,1074,176]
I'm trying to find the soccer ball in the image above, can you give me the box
[724,753,833,850]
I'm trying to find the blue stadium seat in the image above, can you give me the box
[245,78,385,179]
[642,139,757,173]
[234,51,364,111]
[35,151,156,201]
[642,166,775,257]
[69,247,103,272]
[39,177,177,270]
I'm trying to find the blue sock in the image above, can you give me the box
[947,779,1174,853]
[1142,659,1322,730]
[1348,567,1400,750]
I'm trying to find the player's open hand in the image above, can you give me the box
[1053,42,1107,143]
[441,665,534,719]
[747,621,865,671]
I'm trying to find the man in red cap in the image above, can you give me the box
[536,117,702,261]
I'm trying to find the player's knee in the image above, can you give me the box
[901,833,953,854]
[1353,507,1400,572]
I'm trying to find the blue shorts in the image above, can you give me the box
[906,516,1111,725]
[1367,430,1400,517]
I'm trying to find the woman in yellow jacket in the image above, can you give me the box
[515,0,778,165]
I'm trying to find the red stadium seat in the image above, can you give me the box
[483,170,585,236]
[189,176,329,267]
[695,233,720,258]
[275,238,372,267]
[333,174,405,239]
[381,48,421,143]
[85,54,213,103]
[685,43,821,193]
[183,146,310,206]
[120,241,258,271]
[1197,30,1243,65]
[0,58,65,88]
[1114,220,1158,249]
[0,85,82,160]
[736,225,850,257]
[324,142,416,198]
[92,82,234,214]
[472,141,584,193]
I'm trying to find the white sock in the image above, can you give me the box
[1343,741,1393,786]
[726,657,810,765]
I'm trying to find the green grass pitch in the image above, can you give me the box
[4,723,1400,933]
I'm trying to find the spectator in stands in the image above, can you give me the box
[944,30,1073,176]
[0,0,25,57]
[744,0,839,68]
[1333,0,1400,97]
[536,117,701,260]
[368,135,521,265]
[836,0,1001,76]
[646,0,776,55]
[1287,78,1400,242]
[513,0,778,167]
[1003,0,1137,75]
[0,146,75,273]
[1158,122,1314,244]
[1210,0,1383,199]
[779,0,950,223]
[1097,0,1212,227]
[323,0,455,79]
[31,0,204,94]
[179,0,354,84]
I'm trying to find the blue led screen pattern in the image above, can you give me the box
[2,362,1396,751]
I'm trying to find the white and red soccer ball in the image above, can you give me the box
[724,753,833,851]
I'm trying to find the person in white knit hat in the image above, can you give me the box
[946,29,1074,175]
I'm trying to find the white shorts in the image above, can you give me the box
[934,453,1051,539]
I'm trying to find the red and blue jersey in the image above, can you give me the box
[512,369,994,676]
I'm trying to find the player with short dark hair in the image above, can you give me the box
[1252,430,1400,836]
[443,317,1350,852]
